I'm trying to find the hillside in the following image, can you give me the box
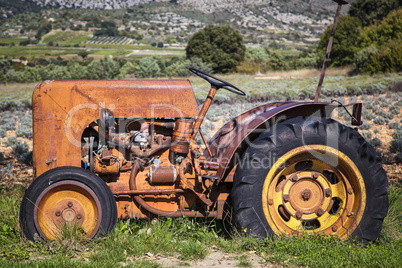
[0,0,356,49]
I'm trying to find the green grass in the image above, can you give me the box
[0,83,34,104]
[43,31,92,46]
[90,48,131,56]
[0,46,130,58]
[0,45,181,59]
[0,72,400,266]
[0,37,26,44]
[0,46,84,59]
[0,182,400,267]
[83,43,184,51]
[83,43,155,50]
[189,72,402,103]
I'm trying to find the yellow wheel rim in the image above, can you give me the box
[34,180,102,240]
[262,145,366,239]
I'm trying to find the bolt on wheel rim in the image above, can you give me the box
[34,180,102,240]
[262,145,366,238]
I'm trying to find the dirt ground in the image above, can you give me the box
[120,249,278,267]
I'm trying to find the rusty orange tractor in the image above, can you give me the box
[20,0,388,244]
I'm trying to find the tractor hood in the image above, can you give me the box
[32,79,198,176]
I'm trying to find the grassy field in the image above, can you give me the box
[0,37,27,44]
[0,71,401,267]
[0,46,85,58]
[42,31,92,46]
[0,45,184,59]
[0,46,133,58]
[189,70,402,103]
[0,185,400,267]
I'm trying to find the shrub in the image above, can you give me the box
[362,131,373,140]
[395,153,402,163]
[0,100,31,112]
[369,137,382,147]
[317,15,362,67]
[359,122,372,130]
[87,57,121,80]
[390,139,402,153]
[5,137,31,164]
[0,113,17,131]
[0,127,6,138]
[16,125,32,139]
[0,162,14,178]
[5,69,20,83]
[186,24,245,73]
[67,62,88,79]
[373,117,389,125]
[135,56,161,78]
[19,67,41,82]
[388,122,400,130]
[390,106,400,115]
[354,45,378,73]
[392,129,402,139]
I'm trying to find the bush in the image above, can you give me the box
[186,25,245,73]
[19,67,41,82]
[0,127,6,138]
[119,61,136,78]
[395,152,402,163]
[349,0,401,27]
[0,113,17,131]
[135,56,161,78]
[67,62,87,79]
[354,45,378,73]
[87,57,121,80]
[390,139,402,153]
[362,131,373,140]
[0,100,31,112]
[373,117,389,125]
[5,137,31,163]
[317,15,362,67]
[369,137,382,147]
[388,122,400,130]
[16,125,32,139]
[359,122,372,130]
[392,129,402,139]
[5,69,20,83]
[390,106,400,115]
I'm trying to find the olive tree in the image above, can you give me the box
[186,25,245,73]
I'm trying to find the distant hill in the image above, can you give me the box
[28,0,163,9]
[4,0,353,13]
[0,0,42,18]
[0,0,356,48]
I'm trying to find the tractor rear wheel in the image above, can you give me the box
[232,116,388,244]
[20,167,117,241]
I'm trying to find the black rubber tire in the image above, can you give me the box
[20,166,117,241]
[232,116,388,244]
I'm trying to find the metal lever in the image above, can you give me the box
[314,0,349,102]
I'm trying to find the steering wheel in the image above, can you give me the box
[189,67,246,96]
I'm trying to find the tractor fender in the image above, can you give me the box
[206,102,338,182]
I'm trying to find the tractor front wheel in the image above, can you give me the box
[232,116,388,244]
[20,167,117,241]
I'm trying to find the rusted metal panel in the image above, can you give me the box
[207,102,338,181]
[32,80,198,177]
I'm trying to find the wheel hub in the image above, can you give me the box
[34,180,102,240]
[263,145,366,239]
[51,198,85,225]
[62,208,76,222]
[301,189,312,201]
[282,171,332,220]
